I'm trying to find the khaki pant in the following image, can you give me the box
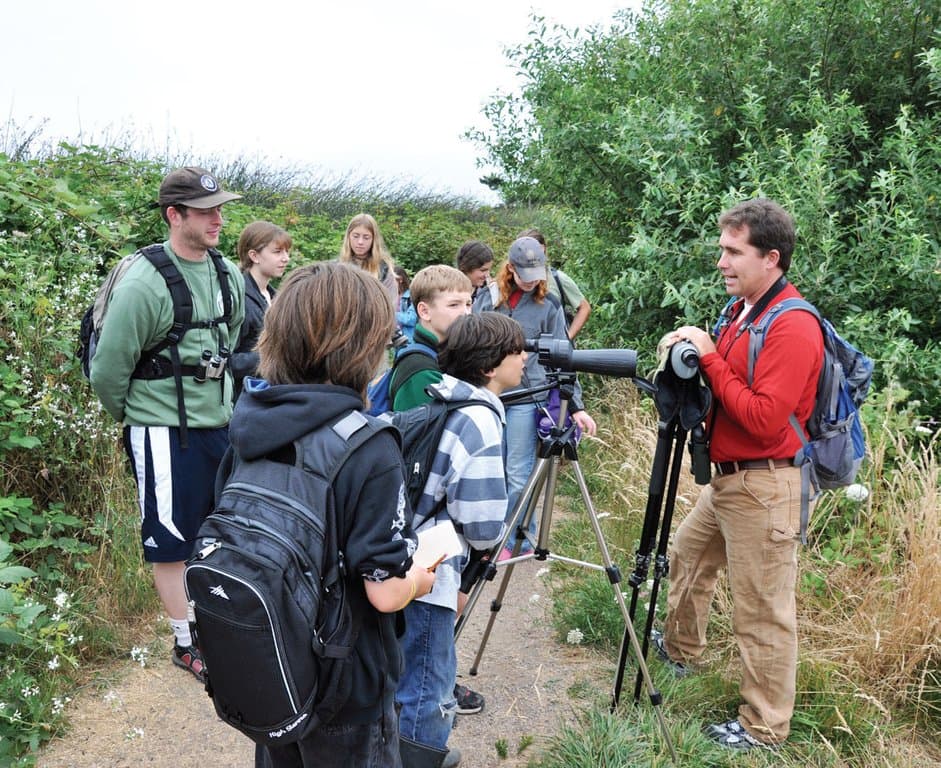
[664,465,804,744]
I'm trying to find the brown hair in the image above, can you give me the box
[256,262,393,396]
[455,240,494,274]
[439,313,524,388]
[518,228,546,247]
[492,261,548,308]
[410,264,473,307]
[236,221,292,271]
[718,198,795,272]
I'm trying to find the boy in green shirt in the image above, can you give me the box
[390,264,473,411]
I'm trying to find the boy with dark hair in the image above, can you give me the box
[397,312,525,768]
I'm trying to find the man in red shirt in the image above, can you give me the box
[655,199,823,750]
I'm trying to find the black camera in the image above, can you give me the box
[524,334,637,379]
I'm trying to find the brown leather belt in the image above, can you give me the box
[714,458,793,475]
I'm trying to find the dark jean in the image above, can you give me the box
[254,694,401,768]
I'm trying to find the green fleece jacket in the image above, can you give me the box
[390,323,442,411]
[90,242,245,427]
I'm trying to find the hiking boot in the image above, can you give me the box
[453,683,484,715]
[649,629,690,678]
[442,747,461,768]
[172,643,206,684]
[704,718,779,751]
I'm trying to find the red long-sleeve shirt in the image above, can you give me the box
[700,283,824,463]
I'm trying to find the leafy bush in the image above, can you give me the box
[471,0,941,418]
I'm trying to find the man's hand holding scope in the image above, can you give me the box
[665,325,716,359]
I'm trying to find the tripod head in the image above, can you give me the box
[500,374,581,460]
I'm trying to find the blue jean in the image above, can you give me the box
[504,403,538,550]
[396,600,457,750]
[254,692,401,768]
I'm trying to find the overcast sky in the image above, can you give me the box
[1,1,635,204]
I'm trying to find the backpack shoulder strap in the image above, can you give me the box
[389,342,438,402]
[139,244,192,355]
[207,248,233,324]
[746,298,822,546]
[298,410,397,483]
[295,410,397,588]
[550,268,569,306]
[746,298,819,385]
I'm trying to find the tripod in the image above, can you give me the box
[610,343,712,708]
[454,372,679,762]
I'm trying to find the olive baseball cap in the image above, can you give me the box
[158,167,241,208]
[508,236,547,282]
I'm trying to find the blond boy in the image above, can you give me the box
[389,264,472,411]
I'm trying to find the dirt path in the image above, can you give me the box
[38,556,612,768]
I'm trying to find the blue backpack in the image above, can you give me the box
[366,341,437,416]
[747,299,874,542]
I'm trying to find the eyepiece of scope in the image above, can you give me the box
[669,341,700,379]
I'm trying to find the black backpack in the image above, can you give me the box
[77,244,233,445]
[379,389,501,526]
[183,410,391,746]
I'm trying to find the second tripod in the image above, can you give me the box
[610,341,712,709]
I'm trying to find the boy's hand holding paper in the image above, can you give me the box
[413,519,462,571]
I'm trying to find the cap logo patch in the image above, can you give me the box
[200,174,218,192]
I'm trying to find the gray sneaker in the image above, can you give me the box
[705,718,779,751]
[650,629,691,678]
[442,747,462,767]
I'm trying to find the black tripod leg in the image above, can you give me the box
[611,418,677,708]
[633,425,686,703]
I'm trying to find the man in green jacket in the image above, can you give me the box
[90,167,245,682]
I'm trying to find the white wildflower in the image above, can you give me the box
[47,655,60,670]
[566,628,584,645]
[536,567,551,578]
[53,590,70,610]
[130,646,149,667]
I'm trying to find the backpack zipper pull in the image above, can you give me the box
[196,540,222,559]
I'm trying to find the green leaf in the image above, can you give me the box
[0,565,36,584]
